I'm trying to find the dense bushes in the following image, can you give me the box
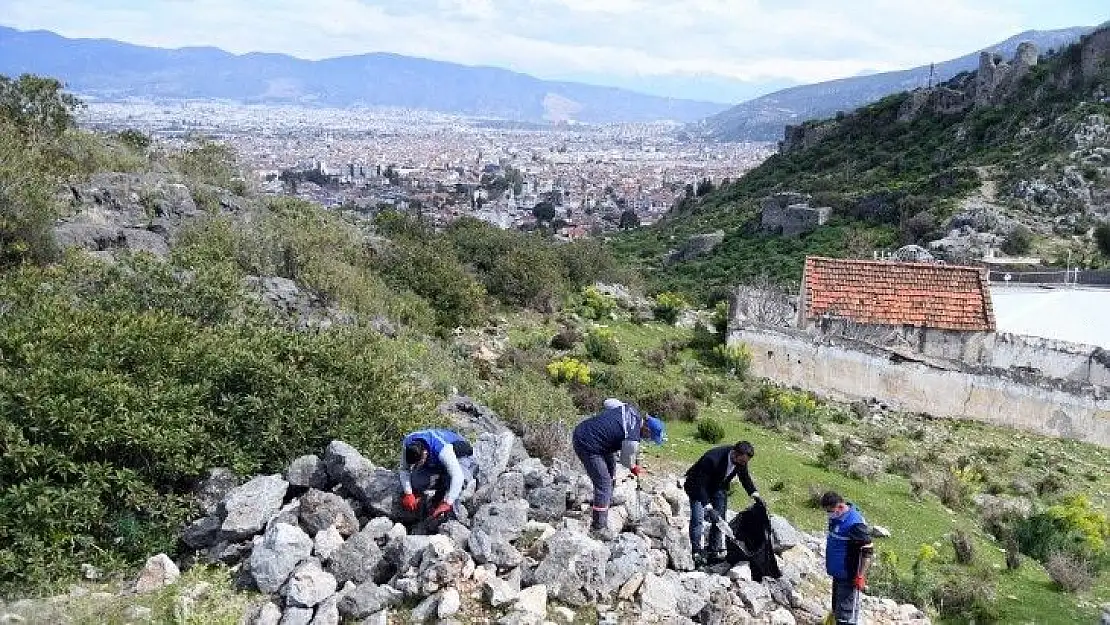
[0,256,435,592]
[1011,495,1110,584]
[696,417,726,443]
[585,327,622,364]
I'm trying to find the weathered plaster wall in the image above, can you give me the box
[728,327,1110,447]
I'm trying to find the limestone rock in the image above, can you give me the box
[326,525,388,585]
[220,474,288,540]
[282,559,337,608]
[437,587,462,618]
[531,529,610,606]
[298,489,359,536]
[474,431,518,487]
[250,522,313,594]
[337,583,402,621]
[314,526,344,561]
[278,607,313,625]
[472,500,530,541]
[286,455,329,490]
[133,553,180,593]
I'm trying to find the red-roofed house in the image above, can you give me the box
[798,256,995,337]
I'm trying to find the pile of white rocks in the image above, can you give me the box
[174,426,929,625]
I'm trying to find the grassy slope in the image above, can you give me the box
[608,320,1110,624]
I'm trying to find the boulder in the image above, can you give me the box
[385,535,434,574]
[469,529,524,569]
[286,455,329,490]
[531,529,610,606]
[298,489,359,536]
[515,458,549,489]
[337,583,402,621]
[437,587,461,618]
[326,526,388,585]
[278,607,313,625]
[438,520,471,547]
[313,526,344,561]
[472,501,530,541]
[410,594,439,623]
[604,533,653,595]
[309,592,341,625]
[513,584,548,619]
[769,515,805,553]
[639,573,678,620]
[526,485,569,523]
[132,553,180,593]
[245,601,283,625]
[322,441,401,516]
[736,579,773,616]
[417,536,474,589]
[250,522,313,594]
[282,559,337,608]
[474,432,518,487]
[475,471,526,505]
[220,474,289,541]
[483,567,522,607]
[182,514,221,550]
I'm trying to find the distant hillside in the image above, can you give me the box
[0,26,726,124]
[699,25,1095,141]
[615,26,1110,301]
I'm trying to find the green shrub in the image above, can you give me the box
[652,291,688,324]
[711,343,752,377]
[1096,223,1110,258]
[549,326,582,350]
[1014,494,1110,567]
[485,369,577,461]
[585,327,622,364]
[686,376,725,404]
[696,417,726,443]
[1001,225,1034,256]
[546,357,591,385]
[643,390,698,422]
[0,258,434,593]
[579,285,617,320]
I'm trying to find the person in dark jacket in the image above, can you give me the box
[398,428,475,521]
[685,440,760,566]
[572,398,666,539]
[821,491,874,625]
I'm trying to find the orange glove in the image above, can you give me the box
[431,501,453,518]
[854,574,866,591]
[401,493,419,512]
[630,465,642,477]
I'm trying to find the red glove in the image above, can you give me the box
[401,493,419,512]
[854,575,866,591]
[431,501,454,518]
[630,465,642,477]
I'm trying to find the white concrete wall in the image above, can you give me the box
[729,328,1110,447]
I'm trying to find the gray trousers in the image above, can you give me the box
[831,577,861,625]
[576,450,617,509]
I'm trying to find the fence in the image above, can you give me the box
[987,269,1110,286]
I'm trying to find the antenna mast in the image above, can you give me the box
[927,63,936,89]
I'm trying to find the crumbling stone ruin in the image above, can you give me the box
[759,193,832,237]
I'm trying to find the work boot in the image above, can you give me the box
[693,550,707,568]
[589,508,615,541]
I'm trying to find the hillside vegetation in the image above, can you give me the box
[618,27,1110,303]
[1,72,1108,625]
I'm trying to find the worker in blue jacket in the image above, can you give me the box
[572,398,666,538]
[398,428,475,521]
[821,491,874,625]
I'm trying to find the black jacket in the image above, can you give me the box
[684,445,758,503]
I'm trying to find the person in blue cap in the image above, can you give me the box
[398,428,475,522]
[572,398,666,539]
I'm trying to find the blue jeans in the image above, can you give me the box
[689,490,728,553]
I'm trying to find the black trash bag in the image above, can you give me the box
[725,500,782,582]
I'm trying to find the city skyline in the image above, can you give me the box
[2,0,1106,103]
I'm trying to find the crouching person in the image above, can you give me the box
[572,398,666,540]
[398,428,475,522]
[821,491,874,625]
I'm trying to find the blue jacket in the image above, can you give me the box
[825,504,870,579]
[403,429,466,471]
[572,405,642,456]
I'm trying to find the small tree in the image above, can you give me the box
[652,291,688,324]
[618,209,640,230]
[1095,223,1110,258]
[532,201,556,224]
[1001,225,1033,256]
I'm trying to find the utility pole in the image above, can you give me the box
[927,63,935,89]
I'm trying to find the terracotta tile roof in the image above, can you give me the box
[802,256,996,331]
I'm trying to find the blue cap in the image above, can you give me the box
[644,415,667,445]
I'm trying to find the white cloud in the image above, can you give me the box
[0,0,1092,89]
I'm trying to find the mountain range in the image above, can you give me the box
[0,26,727,124]
[699,25,1098,142]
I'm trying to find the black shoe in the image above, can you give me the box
[693,551,707,568]
[706,551,727,565]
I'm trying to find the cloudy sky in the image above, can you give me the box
[1,0,1106,102]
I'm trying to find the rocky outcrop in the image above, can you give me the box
[167,432,927,625]
[665,231,727,263]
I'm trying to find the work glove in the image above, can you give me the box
[431,501,454,519]
[853,574,867,591]
[630,465,643,477]
[401,493,419,512]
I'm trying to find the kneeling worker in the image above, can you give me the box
[398,428,475,521]
[572,398,667,538]
[685,440,761,566]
